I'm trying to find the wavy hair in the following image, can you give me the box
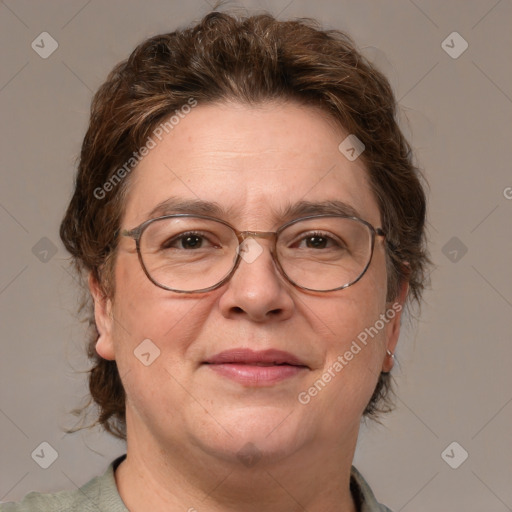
[60,10,430,439]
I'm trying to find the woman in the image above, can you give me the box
[2,10,429,512]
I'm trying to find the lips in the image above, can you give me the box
[203,349,309,386]
[204,348,308,367]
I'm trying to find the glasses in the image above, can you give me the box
[121,214,386,293]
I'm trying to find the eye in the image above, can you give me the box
[302,233,331,249]
[295,231,344,250]
[162,231,217,250]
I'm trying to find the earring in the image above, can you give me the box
[382,349,395,374]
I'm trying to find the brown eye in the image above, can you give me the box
[177,233,203,249]
[304,234,328,249]
[162,231,211,250]
[294,231,344,250]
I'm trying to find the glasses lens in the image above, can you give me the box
[140,217,238,292]
[277,217,373,291]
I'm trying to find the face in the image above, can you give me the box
[91,101,406,466]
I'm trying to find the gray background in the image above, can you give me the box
[1,0,511,510]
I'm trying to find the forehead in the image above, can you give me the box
[123,101,381,229]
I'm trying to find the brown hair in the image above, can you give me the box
[60,10,430,440]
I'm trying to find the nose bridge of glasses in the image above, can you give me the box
[237,231,277,250]
[236,230,279,264]
[238,230,277,243]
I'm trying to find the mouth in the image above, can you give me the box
[203,349,309,386]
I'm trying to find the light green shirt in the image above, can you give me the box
[0,455,392,511]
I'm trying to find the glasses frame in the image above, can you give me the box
[121,213,387,294]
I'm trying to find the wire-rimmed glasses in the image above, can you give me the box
[121,214,386,293]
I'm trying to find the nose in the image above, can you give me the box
[217,237,295,322]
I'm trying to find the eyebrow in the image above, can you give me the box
[145,197,362,224]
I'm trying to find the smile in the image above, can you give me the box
[203,349,309,386]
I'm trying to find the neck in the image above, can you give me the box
[115,420,359,512]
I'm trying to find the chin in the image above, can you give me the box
[189,405,309,467]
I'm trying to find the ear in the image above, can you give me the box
[381,278,409,372]
[88,273,116,361]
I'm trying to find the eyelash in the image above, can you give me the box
[292,231,343,249]
[162,230,343,250]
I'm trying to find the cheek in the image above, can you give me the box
[307,255,389,415]
[108,257,217,419]
[321,293,386,376]
[327,250,389,345]
[366,246,390,302]
[110,255,213,361]
[303,315,386,430]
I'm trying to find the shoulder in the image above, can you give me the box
[351,466,394,512]
[0,455,128,512]
[0,488,80,512]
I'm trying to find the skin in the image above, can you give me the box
[90,100,408,512]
